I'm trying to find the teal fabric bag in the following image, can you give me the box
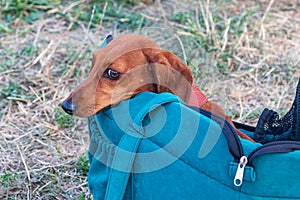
[87,91,300,200]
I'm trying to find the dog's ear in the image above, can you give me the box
[148,50,193,102]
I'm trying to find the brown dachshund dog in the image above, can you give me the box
[62,34,254,142]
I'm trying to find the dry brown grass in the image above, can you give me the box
[0,0,299,199]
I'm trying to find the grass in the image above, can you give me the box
[76,154,90,177]
[55,107,75,128]
[0,0,299,199]
[0,173,19,187]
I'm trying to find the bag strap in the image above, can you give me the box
[104,93,181,200]
[105,131,142,200]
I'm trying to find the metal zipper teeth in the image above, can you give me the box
[247,140,300,166]
[233,141,300,187]
[188,106,244,161]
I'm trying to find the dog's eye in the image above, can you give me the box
[104,68,120,80]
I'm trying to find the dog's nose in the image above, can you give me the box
[61,99,76,115]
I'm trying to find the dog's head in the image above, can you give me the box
[62,34,193,117]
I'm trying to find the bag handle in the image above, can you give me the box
[104,131,142,200]
[104,93,181,200]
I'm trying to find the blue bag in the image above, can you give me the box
[87,87,300,199]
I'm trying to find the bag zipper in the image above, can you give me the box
[188,106,300,187]
[233,141,300,186]
[188,106,244,161]
[188,106,254,187]
[247,141,300,166]
[233,156,248,186]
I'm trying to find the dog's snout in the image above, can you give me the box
[61,98,76,115]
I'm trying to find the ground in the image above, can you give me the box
[0,0,299,199]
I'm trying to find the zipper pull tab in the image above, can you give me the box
[234,156,248,187]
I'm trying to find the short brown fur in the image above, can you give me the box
[62,34,254,142]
